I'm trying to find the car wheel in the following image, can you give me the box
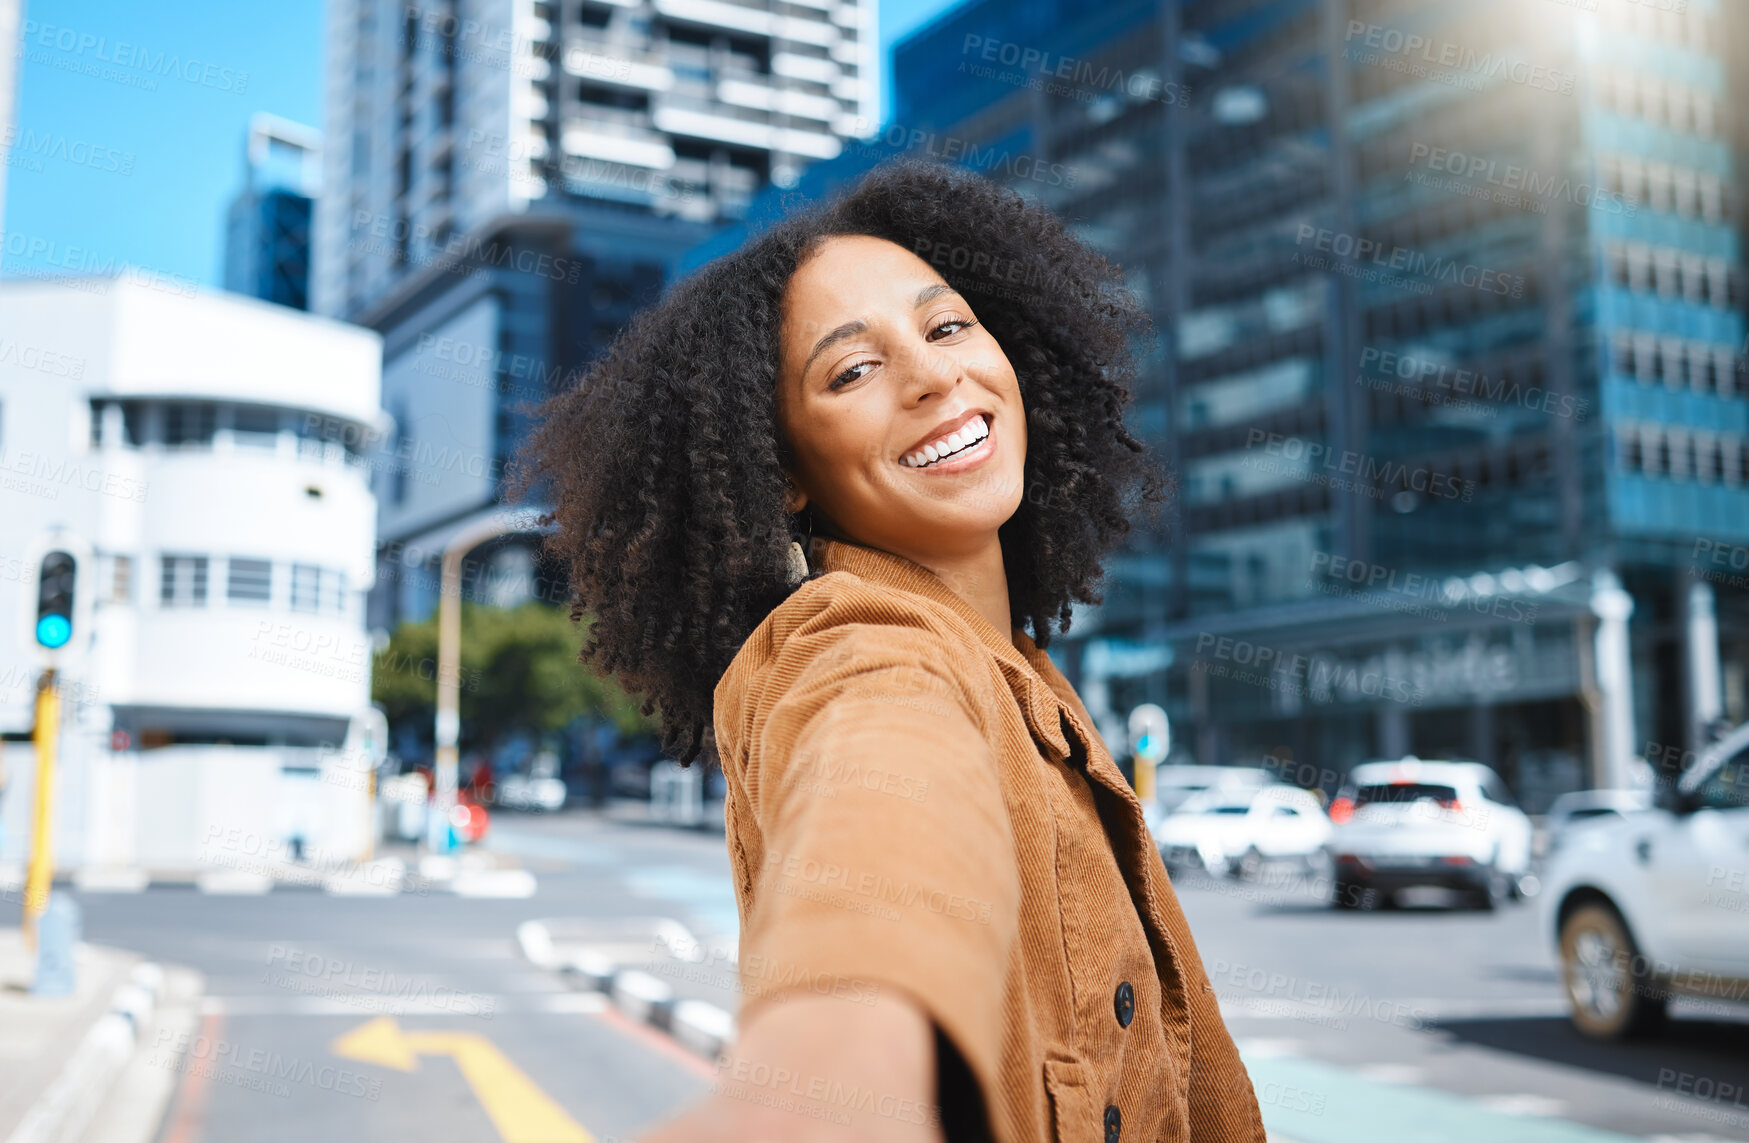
[1235,848,1263,882]
[1559,902,1668,1039]
[1472,866,1508,912]
[1334,877,1378,910]
[1332,878,1355,909]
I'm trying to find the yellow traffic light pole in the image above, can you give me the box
[1134,754,1156,805]
[21,668,58,948]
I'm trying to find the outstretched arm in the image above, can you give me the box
[642,617,1020,1141]
[636,985,943,1143]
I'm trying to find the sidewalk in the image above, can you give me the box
[590,795,728,835]
[0,841,533,898]
[0,926,204,1143]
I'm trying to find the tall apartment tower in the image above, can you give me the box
[855,0,1747,802]
[313,0,876,320]
[225,115,323,311]
[312,0,878,629]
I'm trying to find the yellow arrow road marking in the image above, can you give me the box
[333,1016,593,1143]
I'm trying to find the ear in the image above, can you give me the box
[782,475,809,515]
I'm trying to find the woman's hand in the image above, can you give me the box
[635,987,947,1143]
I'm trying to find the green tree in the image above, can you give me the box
[372,601,653,754]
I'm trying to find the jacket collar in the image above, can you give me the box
[808,536,1081,758]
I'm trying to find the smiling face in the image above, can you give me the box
[775,234,1027,565]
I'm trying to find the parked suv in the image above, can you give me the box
[1327,757,1534,910]
[1541,723,1749,1038]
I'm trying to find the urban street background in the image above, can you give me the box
[0,0,1746,1141]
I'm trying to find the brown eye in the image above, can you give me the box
[830,360,875,390]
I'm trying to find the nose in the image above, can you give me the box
[898,335,965,406]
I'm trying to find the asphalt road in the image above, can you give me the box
[70,805,1749,1143]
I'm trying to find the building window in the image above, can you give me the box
[232,405,281,447]
[109,555,133,603]
[160,555,209,607]
[228,558,274,604]
[1619,428,1642,473]
[391,401,410,505]
[291,563,322,612]
[164,402,217,447]
[289,565,348,614]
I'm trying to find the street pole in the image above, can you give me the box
[22,669,59,948]
[432,511,544,852]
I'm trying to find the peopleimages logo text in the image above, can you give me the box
[1296,226,1523,297]
[20,21,250,92]
[1343,21,1575,94]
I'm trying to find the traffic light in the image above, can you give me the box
[35,551,77,650]
[1128,703,1170,764]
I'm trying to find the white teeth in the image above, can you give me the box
[902,416,989,468]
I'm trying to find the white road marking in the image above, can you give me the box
[451,869,539,898]
[1475,1094,1568,1117]
[1233,1038,1307,1059]
[1356,1064,1428,1085]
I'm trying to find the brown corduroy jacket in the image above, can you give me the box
[713,538,1266,1143]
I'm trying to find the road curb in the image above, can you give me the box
[8,852,533,897]
[3,958,183,1143]
[516,920,736,1060]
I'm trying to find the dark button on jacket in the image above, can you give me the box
[1115,981,1136,1028]
[714,538,1267,1143]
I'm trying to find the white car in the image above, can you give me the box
[1540,723,1749,1039]
[1154,784,1332,878]
[1542,788,1651,855]
[1327,757,1534,910]
[495,773,568,812]
[1153,764,1273,815]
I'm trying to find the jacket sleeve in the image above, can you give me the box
[734,615,1022,1124]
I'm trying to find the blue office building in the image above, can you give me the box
[695,0,1749,804]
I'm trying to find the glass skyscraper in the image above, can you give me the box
[224,115,322,311]
[705,0,1748,805]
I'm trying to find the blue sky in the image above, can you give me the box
[2,0,960,289]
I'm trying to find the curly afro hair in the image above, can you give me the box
[513,157,1167,763]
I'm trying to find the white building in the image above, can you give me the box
[0,277,387,876]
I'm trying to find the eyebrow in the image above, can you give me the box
[799,282,959,378]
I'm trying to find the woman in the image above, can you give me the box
[519,159,1265,1143]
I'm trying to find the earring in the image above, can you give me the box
[785,503,814,588]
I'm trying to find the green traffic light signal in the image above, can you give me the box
[35,551,77,650]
